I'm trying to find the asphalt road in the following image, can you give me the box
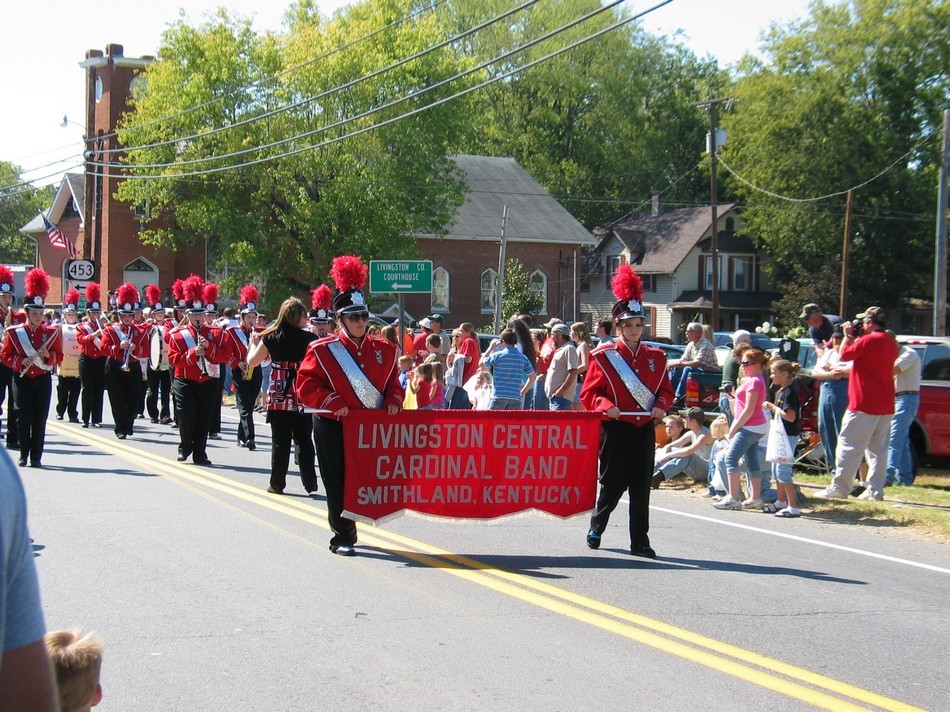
[18,404,950,711]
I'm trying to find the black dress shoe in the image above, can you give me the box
[586,530,601,549]
[93,423,102,428]
[56,414,64,420]
[208,433,221,440]
[246,440,256,451]
[329,544,356,557]
[650,472,665,490]
[117,433,126,440]
[82,422,89,428]
[30,461,41,469]
[266,486,284,495]
[193,457,213,466]
[176,454,188,462]
[150,418,159,424]
[17,457,27,467]
[631,545,657,560]
[69,417,80,423]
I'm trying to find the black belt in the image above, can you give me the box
[895,390,919,396]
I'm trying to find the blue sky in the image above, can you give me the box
[1,0,813,186]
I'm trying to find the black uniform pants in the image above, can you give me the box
[0,363,18,447]
[588,419,656,549]
[105,359,142,436]
[172,377,215,461]
[56,375,81,420]
[208,377,222,435]
[232,367,262,445]
[12,373,52,464]
[267,410,317,493]
[79,355,106,426]
[146,366,171,421]
[312,416,357,547]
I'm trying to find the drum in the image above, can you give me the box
[149,325,169,370]
[59,323,81,377]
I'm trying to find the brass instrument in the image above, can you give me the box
[120,340,133,371]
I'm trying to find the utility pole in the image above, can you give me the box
[696,97,733,331]
[494,205,509,335]
[934,109,949,336]
[840,189,854,319]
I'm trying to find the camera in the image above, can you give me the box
[850,318,864,337]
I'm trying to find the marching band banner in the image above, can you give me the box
[342,410,603,523]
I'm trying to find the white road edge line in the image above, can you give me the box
[648,504,950,575]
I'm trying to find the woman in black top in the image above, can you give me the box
[247,297,319,495]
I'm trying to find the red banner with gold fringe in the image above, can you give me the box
[341,410,602,523]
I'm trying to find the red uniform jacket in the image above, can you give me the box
[580,339,674,426]
[99,321,150,363]
[0,308,26,329]
[0,322,64,378]
[167,323,229,383]
[76,321,106,358]
[224,325,262,368]
[297,331,404,418]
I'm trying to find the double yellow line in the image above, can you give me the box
[54,423,925,711]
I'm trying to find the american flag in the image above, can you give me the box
[43,215,79,259]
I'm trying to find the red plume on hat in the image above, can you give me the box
[311,284,332,311]
[611,263,643,304]
[117,282,139,307]
[171,279,184,303]
[24,268,50,302]
[64,288,80,307]
[0,264,14,293]
[202,282,219,306]
[145,284,162,306]
[85,282,100,304]
[183,274,204,307]
[240,284,259,307]
[330,255,367,292]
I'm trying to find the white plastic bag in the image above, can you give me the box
[765,414,795,464]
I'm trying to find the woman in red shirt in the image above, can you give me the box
[447,322,479,409]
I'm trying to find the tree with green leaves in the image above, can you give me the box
[116,3,468,306]
[723,0,949,329]
[0,162,51,264]
[499,257,545,323]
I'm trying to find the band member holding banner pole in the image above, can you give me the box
[202,283,224,441]
[0,269,62,467]
[0,265,26,449]
[581,264,673,560]
[76,283,106,429]
[100,283,149,440]
[226,284,263,450]
[144,284,172,424]
[297,256,403,557]
[55,289,82,422]
[167,275,228,465]
[247,297,319,495]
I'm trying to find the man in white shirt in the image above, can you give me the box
[544,324,578,410]
[886,334,921,486]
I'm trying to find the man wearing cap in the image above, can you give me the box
[425,314,451,366]
[296,259,403,557]
[0,269,63,467]
[412,318,433,364]
[99,284,150,440]
[544,324,579,410]
[666,322,720,400]
[815,306,898,502]
[800,304,844,346]
[76,283,107,429]
[581,265,673,559]
[0,266,25,450]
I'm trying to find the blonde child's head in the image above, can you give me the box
[662,414,685,437]
[45,628,104,712]
[710,414,729,440]
[397,355,413,372]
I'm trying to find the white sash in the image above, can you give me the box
[179,327,198,351]
[327,340,384,409]
[13,326,39,361]
[603,348,656,412]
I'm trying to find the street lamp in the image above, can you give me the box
[60,115,86,131]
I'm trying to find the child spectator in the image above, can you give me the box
[469,370,493,410]
[705,414,731,499]
[655,415,685,458]
[651,407,713,488]
[410,362,441,410]
[764,359,802,517]
[44,628,104,712]
[480,328,536,409]
[397,355,414,390]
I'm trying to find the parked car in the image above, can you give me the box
[712,331,778,353]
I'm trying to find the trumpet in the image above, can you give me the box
[244,363,255,380]
[120,341,133,372]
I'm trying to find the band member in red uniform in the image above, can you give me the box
[202,283,225,441]
[100,283,149,439]
[76,283,107,428]
[297,256,403,557]
[167,275,228,465]
[0,269,63,467]
[55,288,82,423]
[143,284,172,424]
[581,265,673,559]
[0,265,26,449]
[226,284,263,450]
[308,284,335,338]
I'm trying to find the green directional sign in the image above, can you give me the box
[369,260,432,294]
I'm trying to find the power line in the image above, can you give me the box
[88,0,674,178]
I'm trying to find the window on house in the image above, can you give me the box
[725,217,735,232]
[702,255,723,291]
[641,274,656,292]
[480,269,497,313]
[731,256,753,291]
[432,267,449,311]
[530,270,547,315]
[605,255,623,288]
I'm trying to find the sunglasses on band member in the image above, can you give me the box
[343,313,369,322]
